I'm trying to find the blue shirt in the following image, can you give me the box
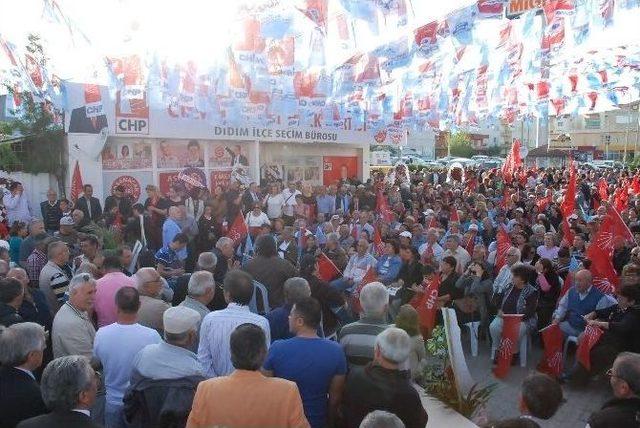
[264,337,347,428]
[162,218,187,260]
[155,245,180,269]
[316,195,336,215]
[376,255,402,285]
[265,304,294,342]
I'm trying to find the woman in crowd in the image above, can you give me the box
[393,245,423,306]
[394,304,427,381]
[197,205,221,254]
[375,240,402,286]
[534,258,562,329]
[454,261,493,333]
[490,264,539,363]
[245,202,270,237]
[437,256,462,310]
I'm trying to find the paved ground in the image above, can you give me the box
[461,332,612,427]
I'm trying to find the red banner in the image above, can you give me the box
[494,225,511,274]
[410,275,441,339]
[226,211,248,246]
[376,190,394,223]
[210,170,232,192]
[373,226,385,257]
[493,314,523,379]
[158,171,180,195]
[598,178,608,201]
[317,252,340,282]
[538,324,564,378]
[576,325,604,371]
[70,160,83,202]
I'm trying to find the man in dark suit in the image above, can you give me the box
[40,189,62,233]
[75,184,103,222]
[17,355,101,428]
[104,185,133,222]
[125,203,154,250]
[0,322,48,428]
[68,106,108,134]
[241,182,262,214]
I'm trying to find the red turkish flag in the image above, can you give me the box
[561,158,576,219]
[494,314,523,379]
[494,226,511,274]
[632,176,640,195]
[373,226,385,257]
[226,212,248,246]
[317,252,341,282]
[537,324,564,378]
[576,325,604,371]
[410,275,441,339]
[350,267,377,314]
[70,160,83,202]
[376,190,394,223]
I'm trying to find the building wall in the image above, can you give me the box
[549,105,640,159]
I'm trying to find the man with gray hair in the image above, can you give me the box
[0,322,48,427]
[265,277,311,342]
[51,273,96,359]
[338,282,389,367]
[39,240,72,313]
[125,306,206,427]
[135,267,171,333]
[179,271,215,325]
[19,219,44,268]
[171,251,218,307]
[442,234,470,275]
[343,327,428,428]
[359,410,405,428]
[17,355,100,428]
[493,246,521,295]
[588,352,640,427]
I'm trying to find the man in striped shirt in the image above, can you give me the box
[39,241,72,314]
[338,282,389,367]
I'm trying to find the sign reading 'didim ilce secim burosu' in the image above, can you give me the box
[212,125,368,145]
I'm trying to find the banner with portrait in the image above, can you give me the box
[102,139,152,170]
[157,139,206,169]
[268,155,322,185]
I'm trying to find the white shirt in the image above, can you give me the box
[245,211,270,228]
[197,303,271,378]
[442,247,471,274]
[281,188,300,217]
[93,323,161,405]
[264,193,285,219]
[418,242,444,262]
[3,190,33,224]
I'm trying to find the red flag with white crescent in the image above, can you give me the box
[576,325,604,371]
[70,160,83,202]
[494,314,523,379]
[410,274,441,339]
[537,324,564,378]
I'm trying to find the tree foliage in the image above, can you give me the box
[0,34,65,194]
[447,132,475,158]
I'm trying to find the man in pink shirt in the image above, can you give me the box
[95,255,137,327]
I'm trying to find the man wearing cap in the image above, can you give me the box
[125,306,206,427]
[55,216,78,255]
[93,286,161,428]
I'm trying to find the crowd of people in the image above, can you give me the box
[0,161,639,428]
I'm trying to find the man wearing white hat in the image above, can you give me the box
[125,306,205,427]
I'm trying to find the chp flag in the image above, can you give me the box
[493,314,523,379]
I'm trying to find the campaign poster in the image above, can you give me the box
[157,139,206,169]
[66,83,110,135]
[270,155,322,186]
[322,156,358,185]
[102,139,152,170]
[103,171,151,204]
[210,170,232,192]
[209,141,252,168]
[158,171,180,195]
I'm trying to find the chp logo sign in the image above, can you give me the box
[115,87,149,135]
[111,175,141,201]
[178,167,207,190]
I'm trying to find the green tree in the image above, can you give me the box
[1,34,66,195]
[447,132,475,158]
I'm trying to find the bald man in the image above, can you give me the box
[551,269,616,337]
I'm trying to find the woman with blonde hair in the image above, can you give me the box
[394,304,427,380]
